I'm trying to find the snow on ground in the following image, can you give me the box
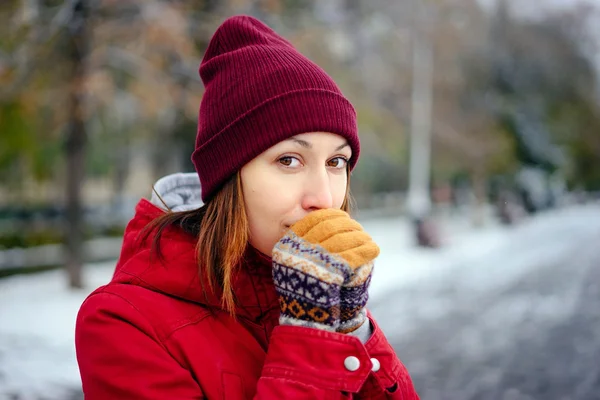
[0,264,113,400]
[367,203,600,348]
[1,204,599,399]
[365,204,600,302]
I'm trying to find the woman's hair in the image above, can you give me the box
[142,169,354,316]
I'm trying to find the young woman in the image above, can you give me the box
[75,15,419,399]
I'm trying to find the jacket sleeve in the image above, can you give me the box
[75,291,203,400]
[255,315,419,399]
[353,311,420,399]
[256,325,367,399]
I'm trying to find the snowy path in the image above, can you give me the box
[369,204,600,399]
[1,204,599,399]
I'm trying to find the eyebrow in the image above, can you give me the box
[288,138,350,151]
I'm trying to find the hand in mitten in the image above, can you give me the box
[272,209,379,333]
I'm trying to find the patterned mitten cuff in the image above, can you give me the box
[338,262,373,333]
[272,231,350,332]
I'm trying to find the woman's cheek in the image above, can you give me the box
[332,176,348,208]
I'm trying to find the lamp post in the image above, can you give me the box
[406,1,440,247]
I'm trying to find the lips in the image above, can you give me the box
[284,216,305,230]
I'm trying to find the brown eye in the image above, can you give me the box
[278,156,300,167]
[327,157,348,169]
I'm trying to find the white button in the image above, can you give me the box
[371,358,381,372]
[344,356,361,371]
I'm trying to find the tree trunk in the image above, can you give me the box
[65,0,90,289]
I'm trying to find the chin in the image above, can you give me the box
[249,240,274,257]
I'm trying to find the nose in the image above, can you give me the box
[301,169,334,211]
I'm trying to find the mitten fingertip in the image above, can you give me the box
[290,209,349,237]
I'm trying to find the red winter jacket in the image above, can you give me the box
[75,199,419,399]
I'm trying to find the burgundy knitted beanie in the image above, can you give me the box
[191,15,360,202]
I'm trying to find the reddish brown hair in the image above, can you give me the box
[143,169,354,316]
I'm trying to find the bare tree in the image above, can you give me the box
[64,0,91,289]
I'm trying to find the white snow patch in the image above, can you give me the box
[0,263,114,399]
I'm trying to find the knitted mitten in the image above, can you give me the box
[272,209,379,333]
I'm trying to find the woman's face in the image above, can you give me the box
[240,132,352,256]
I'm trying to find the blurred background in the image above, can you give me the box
[1,0,600,399]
